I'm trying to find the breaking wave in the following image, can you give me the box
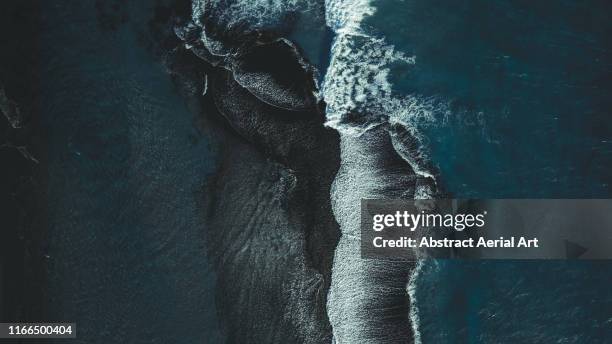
[191,0,323,57]
[321,0,446,183]
[321,0,448,343]
[184,0,446,343]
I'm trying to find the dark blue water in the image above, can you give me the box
[32,0,612,342]
[38,2,223,343]
[288,12,335,85]
[371,0,612,198]
[365,1,612,342]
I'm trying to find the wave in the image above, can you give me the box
[321,0,444,184]
[191,0,323,56]
[326,125,418,343]
[407,260,425,344]
[183,1,322,111]
[182,0,443,342]
[322,0,445,343]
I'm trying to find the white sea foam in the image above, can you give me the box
[321,0,447,183]
[324,0,375,34]
[322,0,445,342]
[193,0,321,32]
[322,34,418,132]
[192,0,323,57]
[407,260,424,344]
[327,128,419,343]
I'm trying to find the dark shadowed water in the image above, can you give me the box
[37,1,223,342]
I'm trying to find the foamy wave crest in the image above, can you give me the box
[194,0,317,28]
[324,0,374,34]
[407,260,425,344]
[327,127,418,343]
[184,1,322,110]
[192,0,323,56]
[323,0,445,343]
[321,0,446,184]
[322,33,417,133]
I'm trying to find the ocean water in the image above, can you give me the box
[370,0,612,198]
[361,1,612,342]
[24,0,612,342]
[37,1,223,342]
[316,0,612,342]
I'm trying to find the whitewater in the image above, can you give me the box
[321,0,444,343]
[186,0,444,342]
